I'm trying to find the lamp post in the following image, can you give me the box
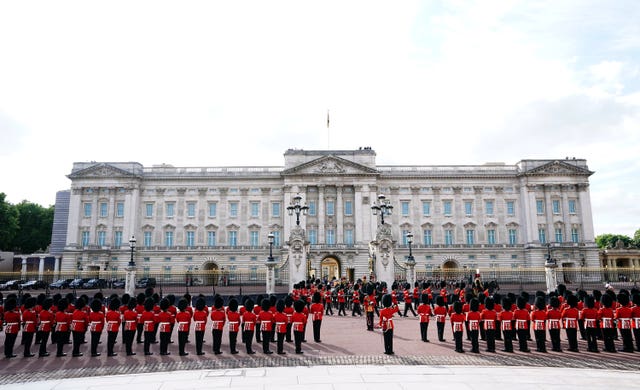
[125,235,137,297]
[287,194,308,226]
[371,194,393,226]
[580,256,586,291]
[265,232,276,294]
[405,232,416,287]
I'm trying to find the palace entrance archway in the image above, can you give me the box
[321,257,341,282]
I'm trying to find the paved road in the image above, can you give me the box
[1,312,639,385]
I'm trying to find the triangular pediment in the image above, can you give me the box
[68,163,141,179]
[281,155,379,176]
[520,161,593,177]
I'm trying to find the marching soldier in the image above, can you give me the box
[71,298,88,357]
[615,292,634,353]
[402,284,417,317]
[141,297,156,356]
[226,298,240,354]
[513,296,531,353]
[3,297,20,358]
[122,299,138,356]
[450,301,466,353]
[434,295,448,342]
[158,298,174,355]
[54,298,69,357]
[562,294,580,352]
[499,297,514,353]
[481,297,497,353]
[547,296,563,352]
[531,296,547,353]
[379,294,399,355]
[417,293,432,342]
[291,299,307,354]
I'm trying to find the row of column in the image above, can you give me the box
[20,256,62,279]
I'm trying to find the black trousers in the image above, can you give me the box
[420,322,429,341]
[276,332,285,353]
[502,330,514,352]
[550,329,562,351]
[516,329,529,352]
[72,331,84,355]
[453,331,463,352]
[325,302,333,315]
[403,303,416,317]
[212,329,223,353]
[55,331,68,356]
[383,329,394,354]
[620,329,634,352]
[565,328,579,351]
[312,320,321,342]
[123,330,135,355]
[286,323,293,342]
[469,329,479,353]
[437,322,445,341]
[243,330,254,353]
[178,331,188,355]
[38,331,50,356]
[602,327,616,352]
[294,330,303,353]
[160,331,171,354]
[4,333,17,357]
[136,323,144,343]
[633,328,640,351]
[485,328,496,352]
[256,323,262,342]
[195,330,205,354]
[90,331,101,355]
[366,312,374,330]
[338,302,346,316]
[22,331,34,356]
[352,303,362,316]
[534,329,546,352]
[261,330,271,353]
[144,331,153,354]
[107,331,118,355]
[229,331,238,353]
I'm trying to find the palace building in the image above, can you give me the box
[59,148,599,286]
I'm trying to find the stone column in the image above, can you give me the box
[405,258,416,287]
[336,186,344,244]
[21,256,28,279]
[38,256,45,279]
[54,256,61,278]
[125,265,137,297]
[371,227,395,289]
[265,260,276,295]
[287,226,307,290]
[545,260,558,294]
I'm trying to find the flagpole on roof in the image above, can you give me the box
[327,109,330,149]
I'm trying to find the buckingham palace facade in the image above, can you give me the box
[60,148,599,283]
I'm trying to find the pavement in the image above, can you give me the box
[2,311,639,389]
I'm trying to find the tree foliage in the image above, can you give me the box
[0,193,19,250]
[595,233,633,249]
[0,194,53,253]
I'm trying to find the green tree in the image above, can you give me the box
[634,228,640,247]
[595,233,632,249]
[12,201,54,254]
[0,193,19,250]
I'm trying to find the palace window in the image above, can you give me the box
[443,201,452,216]
[485,200,494,215]
[487,229,496,245]
[166,203,175,218]
[84,203,92,217]
[208,202,217,218]
[344,200,353,216]
[422,201,431,216]
[116,202,124,217]
[99,202,108,217]
[423,229,432,245]
[250,202,260,218]
[144,231,152,247]
[187,202,196,218]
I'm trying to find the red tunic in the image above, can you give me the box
[257,310,273,332]
[598,307,615,329]
[338,291,346,303]
[310,303,324,321]
[88,311,105,332]
[157,311,174,333]
[193,309,208,332]
[273,312,288,333]
[417,304,432,323]
[38,309,55,332]
[615,306,633,329]
[379,306,399,331]
[242,311,257,332]
[480,309,497,330]
[4,310,21,334]
[176,311,192,332]
[22,309,37,333]
[434,305,447,323]
[546,308,562,330]
[210,309,226,331]
[466,311,481,331]
[403,290,411,304]
[291,312,306,332]
[561,307,579,329]
[105,310,121,332]
[140,310,156,332]
[499,310,514,331]
[450,313,465,332]
[352,292,360,304]
[123,309,138,331]
[226,311,240,332]
[71,309,89,332]
[530,309,547,330]
[513,309,529,330]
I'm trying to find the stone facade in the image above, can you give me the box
[60,149,598,284]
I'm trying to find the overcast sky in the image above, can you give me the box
[1,1,639,236]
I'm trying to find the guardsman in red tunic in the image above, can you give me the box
[3,298,20,358]
[88,299,105,356]
[364,284,376,331]
[481,297,497,353]
[615,292,634,352]
[379,294,399,355]
[71,298,88,357]
[513,296,531,353]
[337,288,347,316]
[175,298,191,356]
[284,296,295,342]
[402,285,417,317]
[291,300,307,354]
[434,295,447,342]
[413,283,420,311]
[450,301,466,353]
[119,294,130,344]
[254,295,263,343]
[599,293,616,352]
[135,294,145,344]
[22,297,38,357]
[632,293,640,352]
[547,296,563,352]
[562,294,580,352]
[242,298,257,354]
[274,299,288,355]
[581,295,599,352]
[158,298,174,355]
[54,298,70,357]
[105,298,121,356]
[123,299,138,356]
[258,299,274,354]
[37,297,54,357]
[324,289,334,315]
[310,292,324,343]
[499,297,514,352]
[140,297,156,355]
[466,298,481,353]
[531,296,547,353]
[210,296,226,355]
[193,297,208,355]
[226,298,240,354]
[351,286,362,316]
[417,294,432,342]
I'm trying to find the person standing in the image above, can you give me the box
[466,298,481,353]
[175,298,191,356]
[615,293,634,353]
[499,297,514,353]
[21,297,37,358]
[562,294,580,352]
[337,288,347,316]
[242,298,257,354]
[210,296,226,355]
[37,298,54,357]
[513,296,531,353]
[450,301,466,353]
[88,299,105,357]
[379,294,399,355]
[71,298,88,357]
[631,293,640,352]
[364,285,376,331]
[157,298,174,355]
[193,297,208,356]
[274,299,288,355]
[53,298,69,357]
[324,289,334,315]
[291,300,307,354]
[599,293,616,353]
[140,297,156,356]
[581,295,599,352]
[134,294,146,344]
[105,298,121,357]
[481,297,497,353]
[226,298,240,354]
[122,299,138,356]
[3,298,20,358]
[310,292,324,343]
[284,296,294,343]
[351,287,362,317]
[531,296,547,353]
[547,296,563,352]
[417,294,432,342]
[434,295,448,342]
[258,299,274,354]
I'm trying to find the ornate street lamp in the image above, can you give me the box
[405,232,416,286]
[371,194,393,226]
[128,235,137,267]
[406,232,415,263]
[287,194,308,226]
[267,232,275,262]
[580,256,586,290]
[545,242,556,265]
